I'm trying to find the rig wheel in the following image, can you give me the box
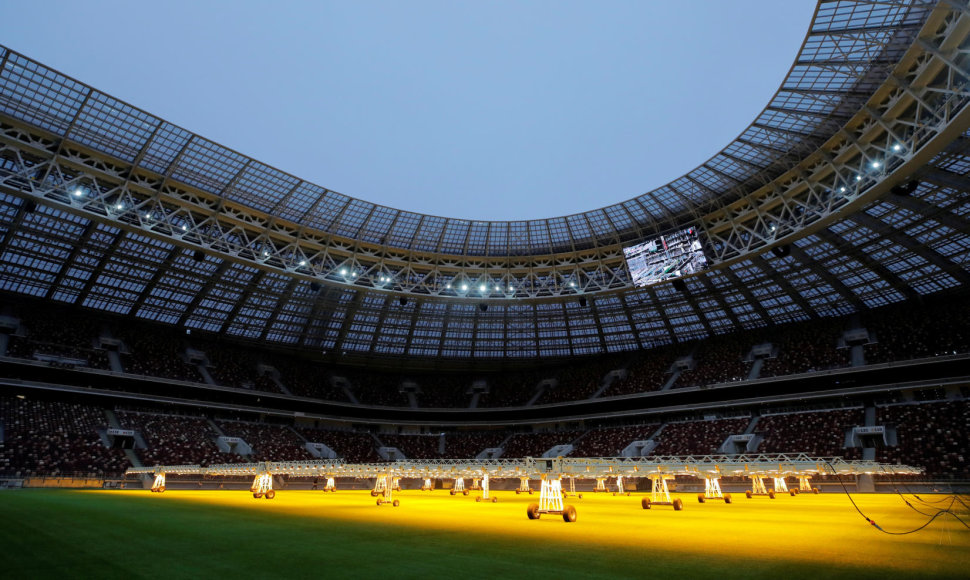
[745,490,753,499]
[492,497,498,503]
[528,489,533,495]
[697,494,706,503]
[724,493,732,504]
[463,490,469,496]
[371,490,379,497]
[476,496,482,502]
[392,500,400,507]
[515,489,521,495]
[641,498,651,510]
[527,503,540,520]
[673,498,684,511]
[450,490,456,496]
[563,505,577,523]
[790,489,797,497]
[265,489,276,500]
[253,493,263,499]
[813,487,820,494]
[578,494,583,499]
[768,490,776,499]
[158,486,166,493]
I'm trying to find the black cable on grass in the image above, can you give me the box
[824,460,970,535]
[879,467,949,517]
[879,467,970,516]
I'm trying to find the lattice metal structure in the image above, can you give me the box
[125,453,922,481]
[1,1,970,362]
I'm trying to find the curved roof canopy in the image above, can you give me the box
[0,0,969,365]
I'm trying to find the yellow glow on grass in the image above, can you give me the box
[91,489,970,577]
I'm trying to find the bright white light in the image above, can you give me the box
[494,285,500,291]
[840,186,846,193]
[446,283,452,289]
[769,224,776,231]
[115,203,124,211]
[299,260,307,266]
[508,286,514,292]
[892,143,902,152]
[460,284,468,292]
[339,268,347,275]
[72,189,84,197]
[181,224,188,231]
[871,161,880,169]
[352,272,358,278]
[569,281,576,287]
[855,175,862,181]
[479,284,487,292]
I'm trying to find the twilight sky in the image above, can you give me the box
[1,0,816,220]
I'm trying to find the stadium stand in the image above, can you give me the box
[501,430,583,458]
[293,428,382,463]
[569,424,660,457]
[0,396,128,476]
[876,401,970,480]
[650,418,751,456]
[756,409,864,456]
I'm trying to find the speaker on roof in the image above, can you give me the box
[24,200,37,213]
[578,296,588,307]
[479,303,488,313]
[672,279,687,292]
[309,282,321,293]
[771,245,791,258]
[891,180,919,196]
[399,296,408,307]
[192,249,205,262]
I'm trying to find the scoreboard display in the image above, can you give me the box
[623,227,708,287]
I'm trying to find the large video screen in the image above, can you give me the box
[623,227,708,287]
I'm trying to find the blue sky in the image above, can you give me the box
[2,1,815,221]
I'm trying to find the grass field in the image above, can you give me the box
[1,488,967,579]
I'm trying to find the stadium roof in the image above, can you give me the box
[1,0,969,365]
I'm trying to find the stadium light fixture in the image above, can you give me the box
[72,188,84,197]
[339,267,347,276]
[478,284,486,293]
[855,175,862,181]
[871,160,881,169]
[460,283,468,292]
[892,143,902,152]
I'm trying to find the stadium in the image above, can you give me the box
[0,0,969,577]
